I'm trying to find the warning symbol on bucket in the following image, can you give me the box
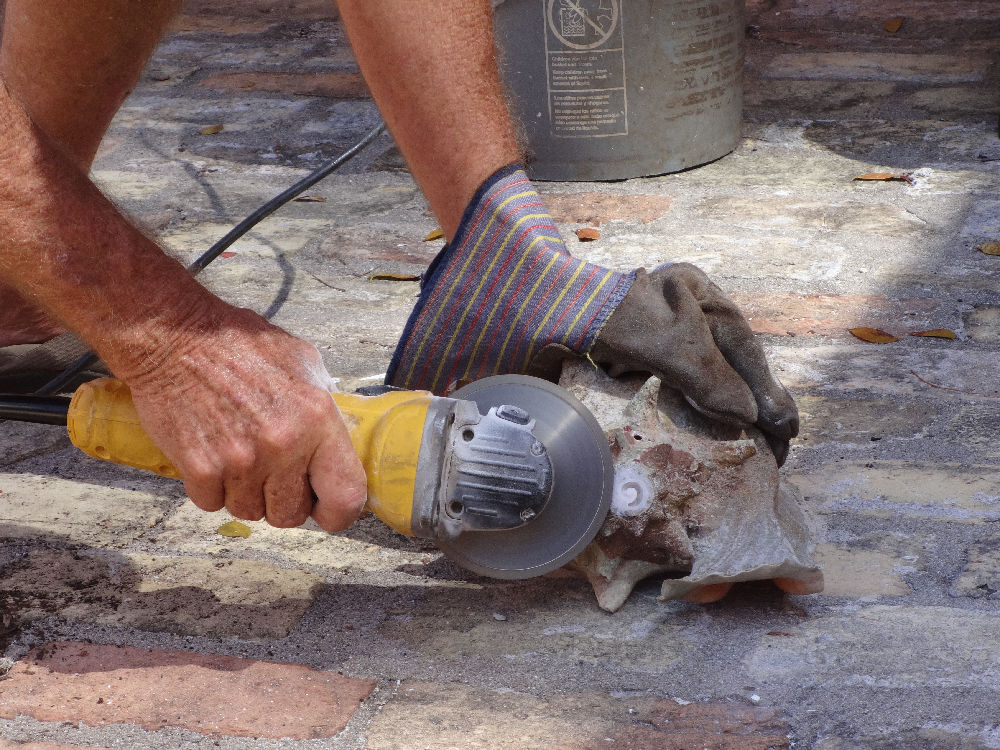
[547,0,619,50]
[544,0,626,138]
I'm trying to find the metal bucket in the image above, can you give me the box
[492,0,744,181]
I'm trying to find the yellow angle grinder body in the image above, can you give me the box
[64,374,613,579]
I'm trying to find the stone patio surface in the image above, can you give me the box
[1,1,999,748]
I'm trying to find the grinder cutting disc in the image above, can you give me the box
[444,375,614,579]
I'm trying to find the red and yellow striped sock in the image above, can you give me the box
[387,165,634,394]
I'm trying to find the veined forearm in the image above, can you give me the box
[0,79,222,379]
[336,0,521,237]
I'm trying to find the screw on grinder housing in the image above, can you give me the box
[411,398,553,541]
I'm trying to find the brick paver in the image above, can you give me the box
[0,642,376,740]
[730,292,944,338]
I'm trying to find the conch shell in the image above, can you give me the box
[561,361,823,612]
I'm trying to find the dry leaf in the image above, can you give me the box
[576,227,601,242]
[217,520,251,538]
[849,327,901,344]
[852,173,915,184]
[910,329,957,340]
[219,251,237,259]
[976,241,1000,256]
[293,195,326,203]
[370,272,421,282]
[199,124,224,135]
[883,17,904,33]
[424,229,445,242]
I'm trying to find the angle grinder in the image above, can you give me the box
[3,374,613,579]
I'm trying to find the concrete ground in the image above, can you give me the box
[1,1,999,748]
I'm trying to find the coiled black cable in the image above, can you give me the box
[0,395,70,425]
[33,120,388,396]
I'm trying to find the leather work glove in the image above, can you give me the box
[587,264,798,464]
[387,165,798,464]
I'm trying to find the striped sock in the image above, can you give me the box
[387,165,634,394]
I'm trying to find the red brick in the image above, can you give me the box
[542,192,672,226]
[729,291,943,338]
[0,642,376,740]
[616,700,789,749]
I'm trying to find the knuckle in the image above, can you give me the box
[297,340,323,365]
[186,490,223,513]
[223,445,258,477]
[258,422,294,454]
[303,389,335,421]
[665,262,704,281]
[183,458,221,487]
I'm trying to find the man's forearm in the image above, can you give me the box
[336,0,521,238]
[0,79,222,379]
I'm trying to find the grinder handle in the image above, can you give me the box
[66,377,434,535]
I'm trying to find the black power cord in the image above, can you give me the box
[32,120,388,397]
[0,395,71,425]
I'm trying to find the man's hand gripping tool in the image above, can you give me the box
[62,375,614,579]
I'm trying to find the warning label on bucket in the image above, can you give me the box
[544,0,627,138]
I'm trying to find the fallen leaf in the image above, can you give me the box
[883,16,904,33]
[151,74,171,82]
[852,172,915,184]
[219,251,237,259]
[370,272,421,282]
[199,124,224,135]
[424,229,445,242]
[976,241,1000,256]
[576,227,601,242]
[293,195,326,203]
[849,327,901,344]
[910,329,957,339]
[217,520,251,538]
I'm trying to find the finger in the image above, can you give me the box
[183,477,225,513]
[263,466,313,529]
[767,435,790,467]
[180,456,226,512]
[592,267,759,427]
[708,310,798,440]
[219,448,267,522]
[666,265,799,440]
[654,268,759,426]
[308,409,367,532]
